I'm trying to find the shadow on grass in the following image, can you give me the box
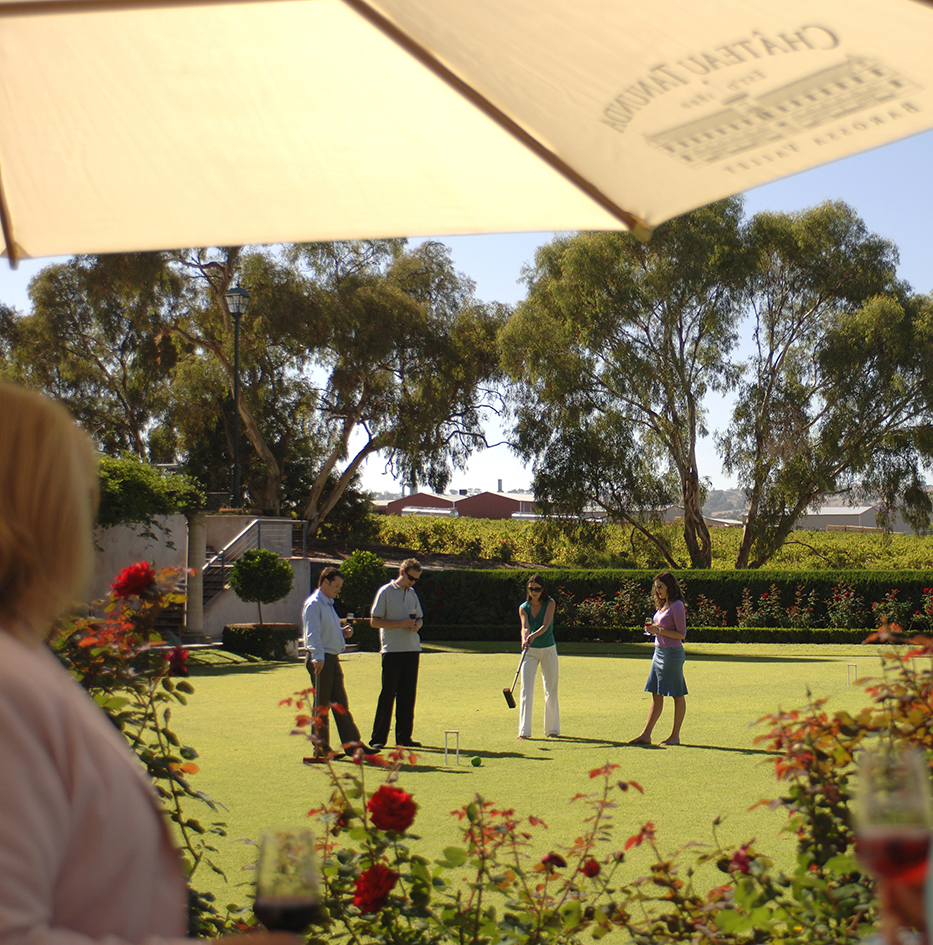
[678,650,839,665]
[187,660,303,677]
[563,647,842,664]
[677,742,780,757]
[411,747,549,762]
[545,734,776,756]
[426,643,847,664]
[321,747,549,774]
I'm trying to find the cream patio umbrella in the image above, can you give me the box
[2,0,933,267]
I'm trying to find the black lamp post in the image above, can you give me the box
[223,283,250,508]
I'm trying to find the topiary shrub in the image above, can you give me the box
[228,548,294,625]
[339,548,390,617]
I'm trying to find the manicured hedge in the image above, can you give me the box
[411,568,933,631]
[419,624,873,645]
[346,621,381,652]
[222,623,301,661]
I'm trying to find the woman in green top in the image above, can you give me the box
[518,574,559,740]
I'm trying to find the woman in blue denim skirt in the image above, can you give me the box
[629,571,687,746]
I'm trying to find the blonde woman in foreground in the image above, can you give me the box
[0,384,297,945]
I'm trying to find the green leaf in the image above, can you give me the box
[560,900,582,930]
[713,909,745,933]
[824,854,860,875]
[441,847,468,866]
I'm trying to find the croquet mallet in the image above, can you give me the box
[503,648,528,708]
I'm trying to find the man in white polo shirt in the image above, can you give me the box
[302,567,378,760]
[369,558,424,750]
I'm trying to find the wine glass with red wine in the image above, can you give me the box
[254,828,323,931]
[854,749,932,885]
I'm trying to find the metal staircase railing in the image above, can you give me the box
[202,517,294,605]
[203,519,261,606]
[155,518,295,635]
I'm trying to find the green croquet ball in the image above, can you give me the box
[471,756,482,767]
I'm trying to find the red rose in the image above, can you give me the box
[167,647,189,677]
[728,845,752,874]
[111,561,157,599]
[582,859,601,878]
[541,852,567,871]
[367,784,417,833]
[353,863,398,913]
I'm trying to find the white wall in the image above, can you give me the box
[93,516,309,637]
[92,514,187,600]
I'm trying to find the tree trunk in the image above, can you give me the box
[620,512,681,570]
[237,397,282,514]
[682,468,712,568]
[734,480,762,569]
[734,523,755,570]
[746,487,821,570]
[303,438,381,538]
[166,322,282,514]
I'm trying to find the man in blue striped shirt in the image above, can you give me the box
[302,567,378,760]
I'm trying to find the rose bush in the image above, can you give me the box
[55,564,240,937]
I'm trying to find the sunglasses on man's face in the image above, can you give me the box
[405,572,420,583]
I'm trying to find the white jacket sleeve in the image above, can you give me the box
[0,634,190,945]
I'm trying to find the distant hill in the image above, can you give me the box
[702,488,747,520]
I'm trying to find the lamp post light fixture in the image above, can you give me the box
[223,282,250,508]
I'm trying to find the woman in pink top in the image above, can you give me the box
[0,385,295,945]
[629,571,687,746]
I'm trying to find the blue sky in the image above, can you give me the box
[2,128,931,497]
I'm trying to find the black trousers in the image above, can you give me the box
[307,653,361,755]
[370,651,420,746]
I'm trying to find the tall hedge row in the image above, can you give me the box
[416,624,870,645]
[407,568,933,631]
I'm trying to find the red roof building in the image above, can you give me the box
[454,491,536,520]
[385,491,455,516]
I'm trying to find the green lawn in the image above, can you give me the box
[174,642,879,908]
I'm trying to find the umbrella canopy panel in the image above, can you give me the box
[1,0,932,264]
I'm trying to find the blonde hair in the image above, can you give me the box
[0,384,99,642]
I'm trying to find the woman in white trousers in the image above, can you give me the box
[517,575,560,739]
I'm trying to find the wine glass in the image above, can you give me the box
[254,828,323,931]
[854,749,932,885]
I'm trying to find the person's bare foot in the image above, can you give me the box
[517,734,529,740]
[627,736,652,745]
[660,737,681,746]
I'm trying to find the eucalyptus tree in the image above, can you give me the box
[501,198,751,568]
[3,253,180,456]
[720,202,933,567]
[4,241,504,532]
[164,246,322,513]
[289,239,505,537]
